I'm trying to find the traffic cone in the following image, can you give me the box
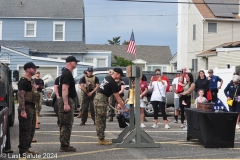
[35,114,40,129]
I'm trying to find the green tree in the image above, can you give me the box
[108,36,121,45]
[122,40,129,45]
[111,55,134,67]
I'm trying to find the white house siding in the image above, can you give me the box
[187,3,204,71]
[232,22,240,42]
[203,21,240,51]
[208,51,240,69]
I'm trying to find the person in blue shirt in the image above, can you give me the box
[207,69,223,103]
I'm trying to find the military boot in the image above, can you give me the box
[98,139,112,145]
[76,112,82,118]
[27,149,39,155]
[108,117,113,122]
[59,146,76,152]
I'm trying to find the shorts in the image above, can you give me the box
[140,99,146,108]
[174,98,180,110]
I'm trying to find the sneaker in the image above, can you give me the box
[98,139,112,145]
[180,124,184,128]
[140,123,146,128]
[173,120,178,123]
[80,122,85,126]
[151,124,158,129]
[236,125,240,129]
[165,124,170,129]
[60,146,76,152]
[27,149,39,154]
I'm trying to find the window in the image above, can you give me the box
[83,56,108,67]
[84,58,93,63]
[192,59,198,72]
[53,22,65,41]
[147,66,168,72]
[208,22,217,33]
[97,59,106,67]
[24,21,37,37]
[193,24,196,40]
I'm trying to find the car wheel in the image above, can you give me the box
[8,101,15,127]
[53,100,58,115]
[144,102,154,117]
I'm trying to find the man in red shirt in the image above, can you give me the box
[152,68,170,92]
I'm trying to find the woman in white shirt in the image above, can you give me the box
[149,75,170,129]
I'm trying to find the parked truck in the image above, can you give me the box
[0,60,18,154]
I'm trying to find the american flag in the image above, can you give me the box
[126,31,136,55]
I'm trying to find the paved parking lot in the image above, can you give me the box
[5,105,240,159]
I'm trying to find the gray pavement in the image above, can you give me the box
[5,105,240,159]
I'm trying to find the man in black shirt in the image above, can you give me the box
[95,68,128,145]
[58,56,79,152]
[54,67,65,126]
[79,67,99,126]
[34,71,44,117]
[18,62,39,156]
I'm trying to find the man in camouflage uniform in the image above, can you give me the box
[18,62,40,157]
[34,71,44,117]
[95,68,127,145]
[58,56,79,152]
[79,67,99,126]
[76,70,87,118]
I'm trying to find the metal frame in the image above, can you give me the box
[112,65,160,148]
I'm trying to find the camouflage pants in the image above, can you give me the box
[18,103,36,154]
[58,97,75,147]
[94,93,108,140]
[35,92,43,114]
[82,94,95,123]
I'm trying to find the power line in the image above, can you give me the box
[108,0,240,5]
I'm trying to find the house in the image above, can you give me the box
[177,0,240,72]
[0,0,103,79]
[86,44,172,72]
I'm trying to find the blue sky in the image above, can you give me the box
[84,0,178,55]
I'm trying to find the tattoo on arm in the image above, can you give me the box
[18,90,26,112]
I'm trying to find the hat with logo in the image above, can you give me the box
[24,62,39,70]
[208,69,213,73]
[114,68,124,77]
[65,56,80,63]
[87,67,93,72]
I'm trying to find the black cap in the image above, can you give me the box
[24,62,39,70]
[65,56,80,63]
[83,70,87,74]
[61,67,66,71]
[114,68,124,77]
[87,67,93,72]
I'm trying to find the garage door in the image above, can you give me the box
[19,66,58,80]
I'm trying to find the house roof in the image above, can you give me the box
[86,44,172,64]
[197,41,240,57]
[0,41,86,53]
[0,0,84,18]
[192,0,240,19]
